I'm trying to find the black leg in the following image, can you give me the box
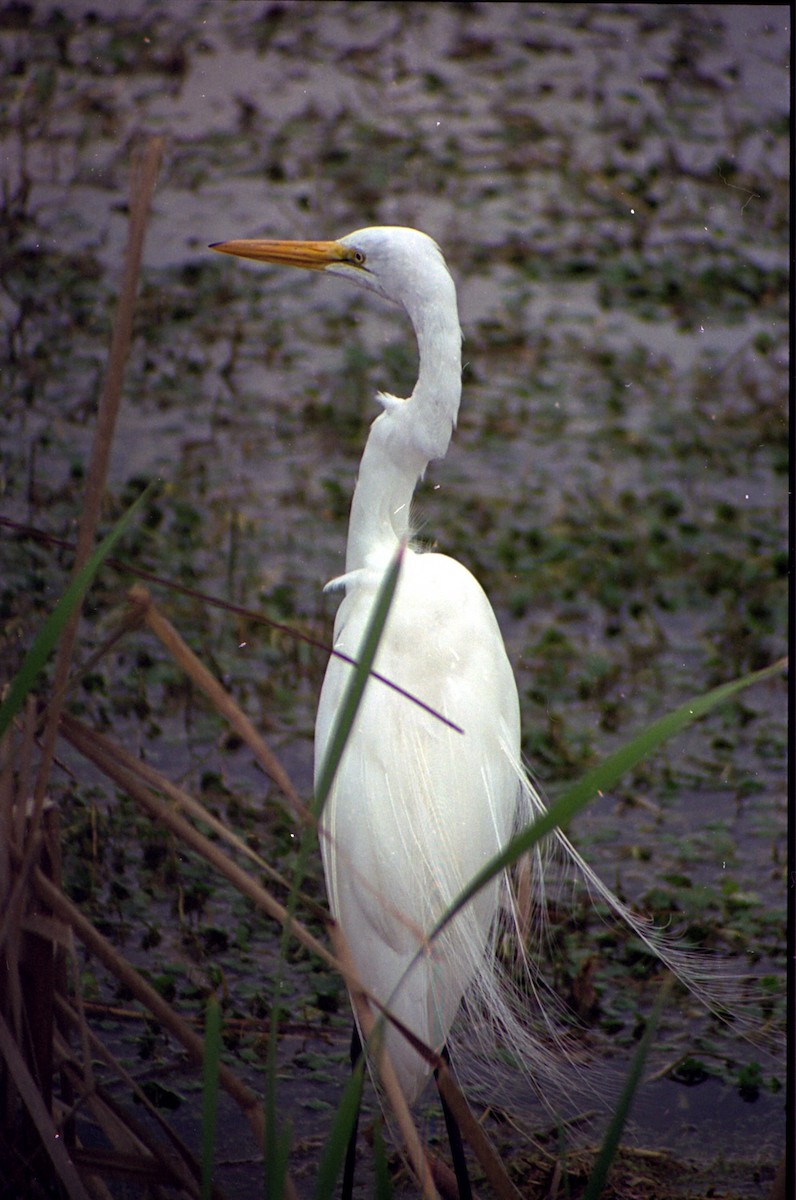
[342,1023,362,1200]
[435,1046,472,1200]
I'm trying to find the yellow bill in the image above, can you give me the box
[210,238,360,271]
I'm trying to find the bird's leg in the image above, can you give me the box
[435,1046,472,1200]
[341,1023,362,1200]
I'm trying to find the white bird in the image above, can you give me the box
[213,226,523,1099]
[211,226,753,1194]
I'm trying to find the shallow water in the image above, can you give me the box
[0,3,788,1196]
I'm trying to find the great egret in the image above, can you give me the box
[211,227,744,1194]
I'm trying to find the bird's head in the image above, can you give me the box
[210,225,454,319]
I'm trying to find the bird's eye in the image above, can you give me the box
[347,249,366,266]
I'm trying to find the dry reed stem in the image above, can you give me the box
[56,1058,177,1191]
[436,1063,523,1200]
[0,699,41,958]
[0,823,35,1022]
[60,713,339,975]
[31,136,163,836]
[53,1034,202,1196]
[128,584,308,823]
[63,934,97,1134]
[60,683,321,917]
[55,995,205,1193]
[0,725,12,895]
[29,867,264,1140]
[0,1009,94,1200]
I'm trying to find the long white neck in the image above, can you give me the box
[345,283,462,573]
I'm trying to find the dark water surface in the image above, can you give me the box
[0,3,788,1197]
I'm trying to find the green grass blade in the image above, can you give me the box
[373,1118,393,1199]
[200,995,221,1200]
[264,1026,291,1200]
[428,656,786,945]
[312,1055,365,1200]
[0,478,160,738]
[313,545,404,817]
[582,978,673,1200]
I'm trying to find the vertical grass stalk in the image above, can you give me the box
[201,994,222,1200]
